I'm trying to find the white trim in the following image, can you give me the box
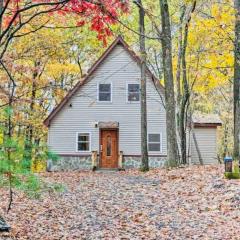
[47,131,50,145]
[148,132,162,153]
[97,82,112,103]
[126,82,140,103]
[76,132,91,153]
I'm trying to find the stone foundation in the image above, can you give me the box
[123,156,167,169]
[47,155,93,171]
[47,155,167,171]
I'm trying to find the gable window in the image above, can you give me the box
[98,83,112,102]
[148,133,161,152]
[127,83,140,102]
[77,133,90,152]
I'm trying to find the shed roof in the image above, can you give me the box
[44,35,164,127]
[192,113,222,127]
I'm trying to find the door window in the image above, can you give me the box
[107,135,112,156]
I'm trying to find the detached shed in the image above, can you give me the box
[190,114,222,165]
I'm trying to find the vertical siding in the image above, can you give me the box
[190,128,218,164]
[48,44,167,156]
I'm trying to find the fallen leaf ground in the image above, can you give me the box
[0,165,240,240]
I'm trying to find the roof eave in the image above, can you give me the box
[194,123,222,128]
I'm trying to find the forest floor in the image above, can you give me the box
[0,165,240,240]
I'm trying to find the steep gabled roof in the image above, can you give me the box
[44,36,164,127]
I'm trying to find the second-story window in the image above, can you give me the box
[128,83,140,102]
[98,83,111,102]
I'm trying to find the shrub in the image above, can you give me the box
[224,172,240,179]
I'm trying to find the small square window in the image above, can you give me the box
[98,83,111,102]
[148,134,161,152]
[149,134,160,142]
[78,142,89,151]
[149,143,160,151]
[128,84,140,102]
[78,134,89,142]
[77,133,90,151]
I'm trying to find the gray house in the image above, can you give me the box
[44,36,221,171]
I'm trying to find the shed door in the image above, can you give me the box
[100,129,118,168]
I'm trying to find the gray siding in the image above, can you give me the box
[48,44,167,156]
[190,128,218,164]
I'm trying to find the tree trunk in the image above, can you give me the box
[0,0,13,217]
[23,61,40,166]
[176,2,196,165]
[176,6,185,106]
[176,7,186,165]
[192,129,203,165]
[179,6,193,165]
[234,0,240,164]
[5,67,16,213]
[0,0,3,35]
[159,0,178,167]
[136,0,149,171]
[223,124,229,158]
[189,111,203,165]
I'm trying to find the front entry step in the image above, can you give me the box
[95,168,119,173]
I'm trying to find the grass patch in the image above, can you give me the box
[0,173,66,199]
[224,172,240,179]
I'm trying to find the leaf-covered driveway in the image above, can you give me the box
[1,165,240,239]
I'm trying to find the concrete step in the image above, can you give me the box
[95,168,119,173]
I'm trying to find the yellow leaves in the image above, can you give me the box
[46,62,79,79]
[0,132,3,145]
[179,1,234,96]
[183,0,196,4]
[31,159,46,173]
[211,2,234,26]
[224,54,234,66]
[211,5,222,22]
[53,88,65,100]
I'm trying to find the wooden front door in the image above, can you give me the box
[100,129,118,168]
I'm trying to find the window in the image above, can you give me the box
[77,133,90,152]
[148,134,161,152]
[98,83,111,102]
[107,135,112,156]
[128,83,140,102]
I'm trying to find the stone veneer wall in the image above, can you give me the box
[123,156,167,169]
[47,155,167,171]
[47,155,93,171]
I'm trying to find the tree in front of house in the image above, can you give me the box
[233,0,240,172]
[135,0,149,171]
[159,0,179,167]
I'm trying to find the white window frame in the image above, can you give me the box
[126,82,140,103]
[148,133,162,153]
[76,132,91,153]
[97,82,112,103]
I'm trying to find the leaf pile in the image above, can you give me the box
[0,165,239,239]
